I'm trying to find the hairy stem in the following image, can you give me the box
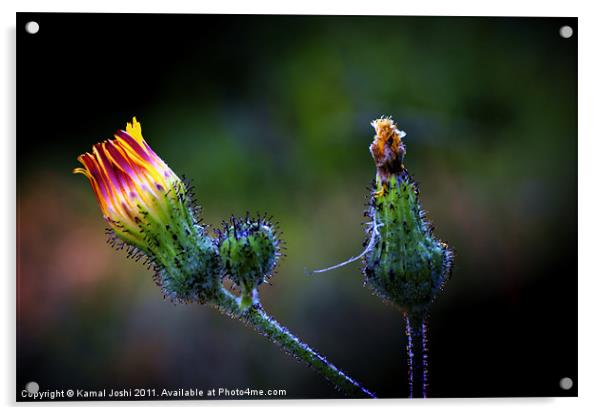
[210,288,376,398]
[404,315,415,398]
[404,314,428,398]
[421,318,429,398]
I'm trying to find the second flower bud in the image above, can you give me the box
[217,215,281,310]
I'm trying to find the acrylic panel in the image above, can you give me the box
[16,13,578,401]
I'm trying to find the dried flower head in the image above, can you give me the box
[370,116,407,181]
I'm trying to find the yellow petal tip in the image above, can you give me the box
[126,116,144,143]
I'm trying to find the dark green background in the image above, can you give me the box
[17,13,577,399]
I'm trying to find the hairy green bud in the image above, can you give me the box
[218,215,281,309]
[363,117,453,320]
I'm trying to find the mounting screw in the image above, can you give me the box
[25,381,39,394]
[559,25,573,39]
[559,377,573,390]
[25,21,40,34]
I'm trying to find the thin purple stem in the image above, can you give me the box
[212,288,376,398]
[404,314,429,398]
[404,315,414,398]
[421,318,429,398]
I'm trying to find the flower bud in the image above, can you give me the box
[363,117,453,320]
[217,215,281,309]
[74,117,221,303]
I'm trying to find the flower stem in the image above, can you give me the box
[210,288,376,398]
[404,315,414,398]
[404,314,429,398]
[421,318,429,398]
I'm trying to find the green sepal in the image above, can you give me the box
[363,172,453,319]
[108,180,222,303]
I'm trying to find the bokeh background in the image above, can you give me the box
[17,13,577,399]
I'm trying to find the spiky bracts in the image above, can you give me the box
[217,215,281,309]
[75,118,221,303]
[363,117,453,322]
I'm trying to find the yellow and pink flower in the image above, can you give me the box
[74,118,220,302]
[74,118,186,247]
